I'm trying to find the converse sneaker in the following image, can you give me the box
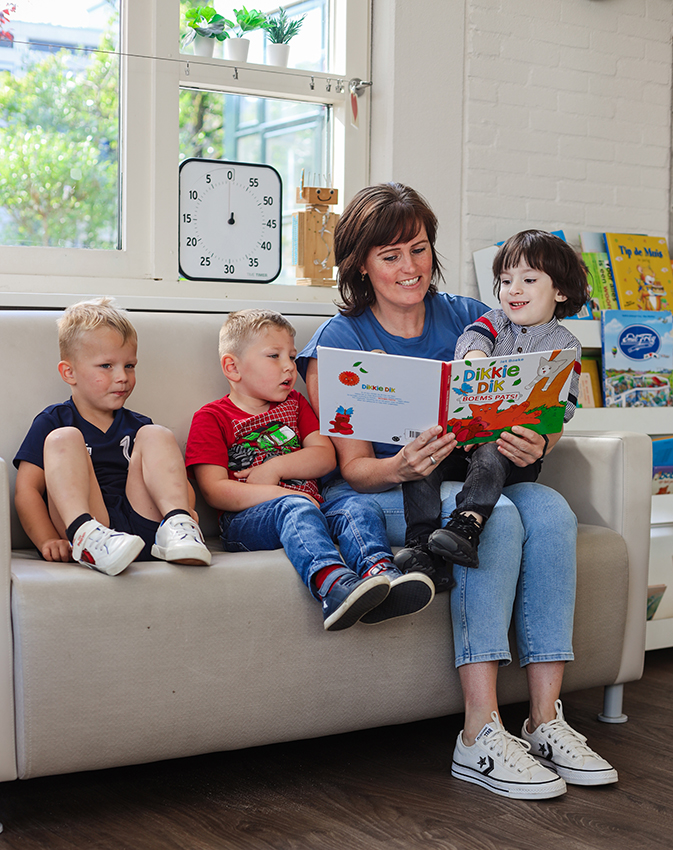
[321,572,390,631]
[71,519,145,576]
[151,515,212,566]
[359,562,435,624]
[451,713,567,799]
[521,700,618,786]
[393,544,455,593]
[428,509,482,568]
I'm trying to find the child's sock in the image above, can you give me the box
[161,508,192,524]
[66,513,94,543]
[313,565,344,597]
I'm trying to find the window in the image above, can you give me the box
[0,0,371,304]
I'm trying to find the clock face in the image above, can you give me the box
[178,158,282,283]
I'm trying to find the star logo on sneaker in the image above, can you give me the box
[539,742,553,759]
[477,755,495,775]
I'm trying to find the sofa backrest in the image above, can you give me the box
[1,308,332,547]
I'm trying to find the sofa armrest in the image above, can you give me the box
[0,458,17,780]
[538,431,652,686]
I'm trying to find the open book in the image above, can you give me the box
[317,346,575,447]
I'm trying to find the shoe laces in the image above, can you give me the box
[166,516,201,540]
[448,510,482,542]
[483,715,538,773]
[537,718,595,760]
[85,525,121,554]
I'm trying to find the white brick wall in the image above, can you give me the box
[462,0,673,296]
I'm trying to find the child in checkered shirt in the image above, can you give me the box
[185,308,435,632]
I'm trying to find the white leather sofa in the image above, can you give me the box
[0,308,652,783]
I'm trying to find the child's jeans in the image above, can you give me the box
[219,493,393,599]
[403,443,541,545]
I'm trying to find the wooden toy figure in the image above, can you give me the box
[292,172,339,286]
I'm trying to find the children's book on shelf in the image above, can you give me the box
[603,233,673,311]
[317,346,575,447]
[600,310,673,408]
[582,252,619,317]
[652,435,673,495]
[577,356,603,408]
[647,584,667,620]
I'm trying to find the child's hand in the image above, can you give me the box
[41,538,73,562]
[232,463,281,486]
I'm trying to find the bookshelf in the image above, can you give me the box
[561,318,672,649]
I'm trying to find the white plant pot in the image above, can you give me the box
[266,42,290,67]
[224,37,250,62]
[193,36,214,57]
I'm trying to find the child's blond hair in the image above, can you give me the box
[58,297,138,361]
[218,309,296,359]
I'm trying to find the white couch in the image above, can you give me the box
[0,308,652,782]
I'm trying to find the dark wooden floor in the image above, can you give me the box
[1,649,672,850]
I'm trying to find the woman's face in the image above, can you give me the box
[360,224,433,312]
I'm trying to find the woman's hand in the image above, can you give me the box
[397,425,457,482]
[496,426,547,467]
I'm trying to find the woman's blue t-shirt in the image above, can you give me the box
[296,291,487,459]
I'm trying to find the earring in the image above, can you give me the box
[361,271,366,281]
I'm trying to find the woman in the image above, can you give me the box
[297,183,617,800]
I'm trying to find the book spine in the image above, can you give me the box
[596,253,619,310]
[438,361,451,431]
[582,252,603,316]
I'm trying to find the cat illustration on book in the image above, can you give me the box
[525,349,576,392]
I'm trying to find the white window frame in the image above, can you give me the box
[0,0,371,309]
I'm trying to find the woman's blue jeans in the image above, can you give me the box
[322,478,577,668]
[219,493,393,599]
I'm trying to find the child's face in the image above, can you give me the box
[498,261,567,327]
[60,327,137,417]
[232,326,297,404]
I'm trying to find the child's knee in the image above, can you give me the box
[134,423,175,447]
[43,426,87,455]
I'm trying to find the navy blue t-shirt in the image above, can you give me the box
[14,398,152,499]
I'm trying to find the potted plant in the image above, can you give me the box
[224,6,267,62]
[182,6,234,58]
[264,7,306,67]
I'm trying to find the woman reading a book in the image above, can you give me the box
[297,182,617,800]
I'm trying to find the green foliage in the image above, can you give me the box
[182,5,234,45]
[0,28,120,248]
[233,6,267,34]
[264,7,306,44]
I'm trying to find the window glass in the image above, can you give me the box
[0,0,120,249]
[180,90,331,285]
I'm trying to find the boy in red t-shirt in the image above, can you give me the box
[186,308,434,631]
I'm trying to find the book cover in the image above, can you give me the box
[652,435,673,495]
[317,346,574,447]
[577,356,602,408]
[647,584,667,620]
[582,252,619,316]
[604,233,673,312]
[600,310,673,407]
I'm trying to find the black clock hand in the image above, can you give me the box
[228,212,235,224]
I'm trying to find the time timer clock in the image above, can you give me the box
[178,158,282,283]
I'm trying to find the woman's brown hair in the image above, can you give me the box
[334,183,444,316]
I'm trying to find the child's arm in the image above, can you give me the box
[194,463,320,512]
[463,349,489,360]
[14,461,73,562]
[230,432,336,486]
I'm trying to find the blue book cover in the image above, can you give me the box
[600,310,673,407]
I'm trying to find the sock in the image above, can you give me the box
[66,513,94,543]
[314,565,343,597]
[162,509,191,524]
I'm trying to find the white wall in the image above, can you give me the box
[370,0,673,299]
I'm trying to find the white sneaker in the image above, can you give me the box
[72,519,144,576]
[452,713,567,799]
[151,514,211,566]
[521,699,618,786]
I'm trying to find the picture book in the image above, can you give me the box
[652,435,673,495]
[603,233,673,311]
[582,252,619,317]
[577,356,602,408]
[647,584,667,621]
[317,346,575,447]
[600,310,673,407]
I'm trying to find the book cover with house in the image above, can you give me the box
[604,233,673,312]
[317,346,574,447]
[600,310,673,407]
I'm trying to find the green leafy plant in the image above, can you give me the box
[182,6,234,47]
[233,6,267,35]
[264,7,306,44]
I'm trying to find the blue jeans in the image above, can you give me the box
[322,478,577,668]
[219,493,393,599]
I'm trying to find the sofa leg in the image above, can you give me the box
[598,683,628,723]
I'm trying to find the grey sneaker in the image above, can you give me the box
[521,700,618,786]
[72,519,144,576]
[151,515,211,566]
[452,713,567,799]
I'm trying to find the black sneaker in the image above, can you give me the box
[321,572,390,631]
[428,509,482,568]
[393,544,455,593]
[359,562,434,624]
